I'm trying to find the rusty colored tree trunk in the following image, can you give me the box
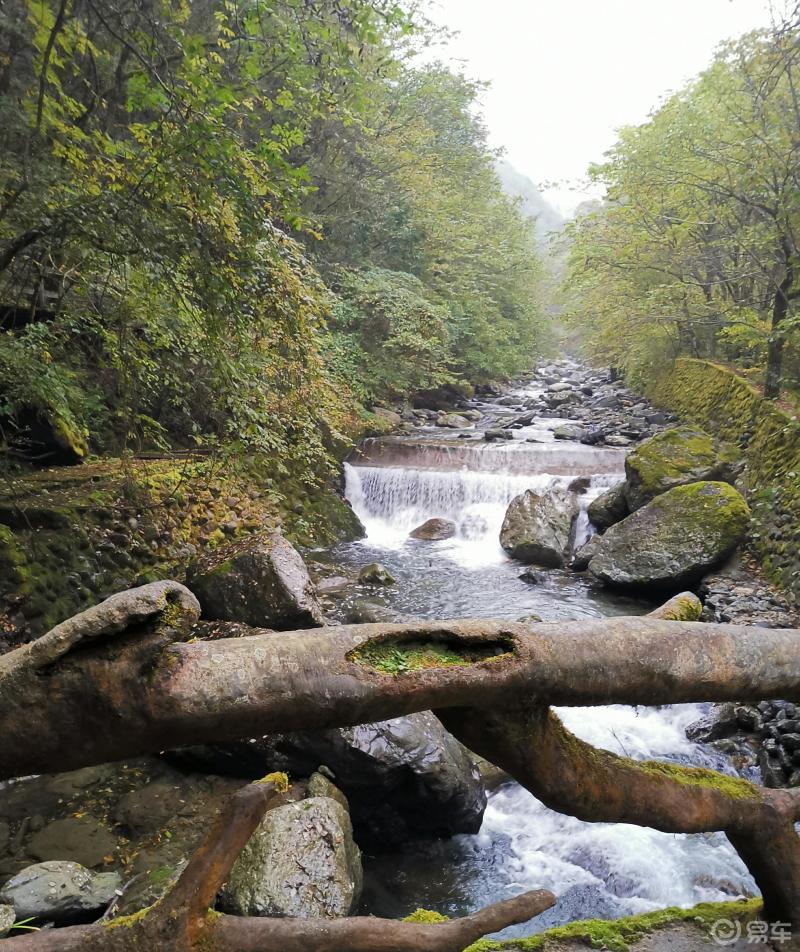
[1,582,800,934]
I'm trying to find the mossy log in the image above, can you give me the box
[1,582,800,941]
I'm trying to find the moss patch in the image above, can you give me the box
[465,899,762,951]
[634,759,759,800]
[403,908,450,923]
[349,637,513,675]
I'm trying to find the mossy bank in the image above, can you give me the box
[0,456,363,642]
[647,358,800,600]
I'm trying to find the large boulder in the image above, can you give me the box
[500,489,578,567]
[0,861,120,925]
[169,712,487,847]
[268,713,487,846]
[218,797,362,919]
[409,518,456,541]
[587,481,628,532]
[588,481,751,592]
[624,426,737,511]
[186,531,324,629]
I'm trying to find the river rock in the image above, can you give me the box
[27,816,118,869]
[484,428,514,442]
[588,481,750,592]
[187,531,324,629]
[371,407,402,427]
[0,904,14,938]
[587,481,629,532]
[0,861,121,924]
[409,518,456,541]
[436,412,470,428]
[624,426,736,511]
[219,797,362,919]
[358,562,395,585]
[500,489,579,568]
[553,425,586,441]
[570,534,602,572]
[263,712,486,845]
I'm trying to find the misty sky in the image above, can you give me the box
[427,0,779,215]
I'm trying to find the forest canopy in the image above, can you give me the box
[0,0,545,468]
[562,21,800,400]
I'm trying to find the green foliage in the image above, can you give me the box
[561,20,800,394]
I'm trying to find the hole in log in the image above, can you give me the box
[348,634,515,675]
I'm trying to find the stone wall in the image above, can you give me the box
[647,358,800,600]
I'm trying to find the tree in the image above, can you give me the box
[1,580,800,950]
[563,22,800,398]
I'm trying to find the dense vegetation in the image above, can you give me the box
[0,0,545,470]
[562,16,800,399]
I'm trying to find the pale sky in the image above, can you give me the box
[425,0,781,215]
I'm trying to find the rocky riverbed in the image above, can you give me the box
[0,357,797,943]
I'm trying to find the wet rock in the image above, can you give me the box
[265,712,486,846]
[316,576,352,595]
[553,425,586,441]
[409,518,456,541]
[587,482,629,532]
[114,861,187,917]
[187,530,324,630]
[588,482,750,592]
[27,817,118,869]
[500,489,579,568]
[484,428,514,442]
[358,563,396,586]
[570,534,602,572]
[219,797,362,919]
[436,412,470,429]
[0,861,121,925]
[604,434,633,447]
[567,476,592,494]
[686,703,740,743]
[371,407,402,427]
[580,430,606,445]
[624,426,736,511]
[519,567,548,584]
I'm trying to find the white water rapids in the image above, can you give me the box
[334,387,757,934]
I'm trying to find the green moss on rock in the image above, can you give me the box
[465,899,762,952]
[403,908,449,923]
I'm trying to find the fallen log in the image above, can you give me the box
[1,582,799,925]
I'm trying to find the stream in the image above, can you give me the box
[321,361,757,938]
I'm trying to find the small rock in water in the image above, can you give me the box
[409,518,456,541]
[484,428,514,442]
[358,563,395,586]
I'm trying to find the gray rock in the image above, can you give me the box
[409,518,456,541]
[0,904,14,938]
[371,407,402,427]
[358,563,395,586]
[307,772,350,811]
[570,534,602,572]
[0,861,121,924]
[436,412,470,429]
[500,489,579,567]
[316,576,352,595]
[552,425,586,441]
[484,428,514,442]
[604,434,633,447]
[27,817,118,869]
[219,797,362,919]
[266,712,486,846]
[187,530,324,629]
[587,482,629,532]
[588,481,750,592]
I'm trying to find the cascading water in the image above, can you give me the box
[326,370,756,934]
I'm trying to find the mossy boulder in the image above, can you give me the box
[218,797,362,919]
[624,426,737,511]
[500,489,578,567]
[588,481,751,592]
[187,530,324,629]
